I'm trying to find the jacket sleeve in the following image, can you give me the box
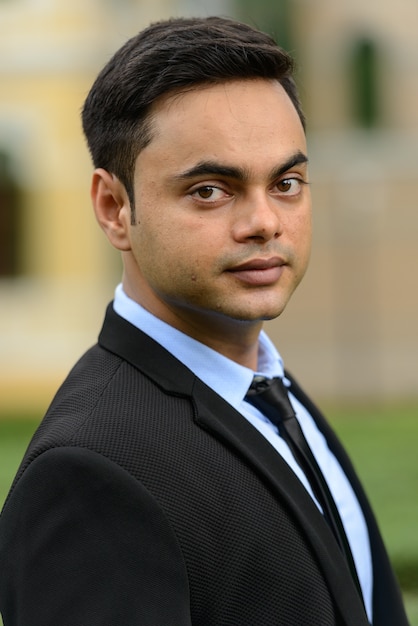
[0,447,192,626]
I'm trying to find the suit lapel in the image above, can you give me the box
[99,305,370,625]
[288,373,410,626]
[192,377,370,626]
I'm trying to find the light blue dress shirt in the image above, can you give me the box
[113,283,373,622]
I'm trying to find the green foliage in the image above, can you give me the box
[350,38,380,129]
[236,0,293,53]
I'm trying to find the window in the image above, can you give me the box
[0,151,21,276]
[350,37,380,129]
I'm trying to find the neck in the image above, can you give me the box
[122,274,262,370]
[155,306,262,370]
[195,324,261,370]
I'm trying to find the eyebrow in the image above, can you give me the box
[173,150,308,183]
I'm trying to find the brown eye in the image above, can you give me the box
[197,187,215,199]
[276,178,305,196]
[190,185,229,203]
[278,179,293,192]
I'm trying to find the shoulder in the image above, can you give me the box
[8,342,193,497]
[0,446,192,625]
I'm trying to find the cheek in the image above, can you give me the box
[287,213,312,276]
[288,211,312,245]
[300,214,313,250]
[136,221,202,281]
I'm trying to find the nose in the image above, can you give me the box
[232,191,283,243]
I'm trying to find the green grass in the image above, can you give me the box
[0,417,39,506]
[0,417,39,626]
[405,594,418,625]
[0,405,417,624]
[328,402,418,624]
[327,404,418,587]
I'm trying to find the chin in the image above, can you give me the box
[210,291,292,324]
[247,298,290,322]
[224,303,288,323]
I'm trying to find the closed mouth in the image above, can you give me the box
[227,257,286,286]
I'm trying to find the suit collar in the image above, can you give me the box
[99,303,196,396]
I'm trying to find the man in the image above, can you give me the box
[0,16,409,626]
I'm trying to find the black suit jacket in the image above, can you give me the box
[0,304,409,625]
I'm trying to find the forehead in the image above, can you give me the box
[140,79,307,173]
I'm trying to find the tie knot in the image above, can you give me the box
[245,376,295,423]
[247,376,284,397]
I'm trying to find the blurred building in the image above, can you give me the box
[274,0,418,401]
[0,0,417,413]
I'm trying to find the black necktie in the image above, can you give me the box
[246,375,363,599]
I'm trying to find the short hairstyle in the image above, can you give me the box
[82,16,305,211]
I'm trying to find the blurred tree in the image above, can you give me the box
[236,0,293,54]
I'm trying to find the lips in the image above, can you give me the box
[227,257,286,286]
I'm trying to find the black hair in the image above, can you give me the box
[82,16,305,212]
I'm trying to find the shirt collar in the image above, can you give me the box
[113,284,285,410]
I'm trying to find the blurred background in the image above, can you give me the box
[0,0,417,621]
[1,0,417,407]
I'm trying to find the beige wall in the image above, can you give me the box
[267,130,418,401]
[280,0,418,400]
[0,0,217,412]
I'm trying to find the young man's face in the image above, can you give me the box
[122,79,312,348]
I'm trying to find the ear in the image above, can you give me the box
[90,168,132,251]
